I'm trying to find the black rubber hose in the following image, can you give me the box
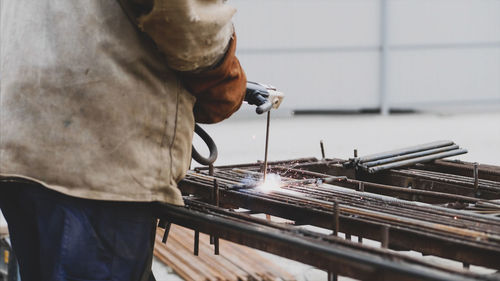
[192,124,218,166]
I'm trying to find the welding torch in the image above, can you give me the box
[244,81,284,114]
[192,82,284,172]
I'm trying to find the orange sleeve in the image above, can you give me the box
[179,34,247,124]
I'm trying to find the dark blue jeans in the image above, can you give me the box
[0,181,156,281]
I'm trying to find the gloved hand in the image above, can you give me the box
[245,82,273,114]
[181,35,247,124]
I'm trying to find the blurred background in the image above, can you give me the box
[191,0,500,171]
[232,0,500,114]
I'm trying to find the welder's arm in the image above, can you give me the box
[131,0,247,123]
[180,35,246,124]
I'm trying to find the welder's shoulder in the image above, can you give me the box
[134,0,236,72]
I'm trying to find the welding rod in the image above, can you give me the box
[263,111,271,181]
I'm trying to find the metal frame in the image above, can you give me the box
[155,200,498,281]
[180,157,500,276]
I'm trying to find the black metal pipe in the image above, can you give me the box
[333,200,339,236]
[367,149,468,173]
[194,230,199,256]
[320,140,326,159]
[214,179,220,255]
[162,222,172,244]
[362,145,459,168]
[358,140,455,164]
[192,124,218,166]
[153,203,489,281]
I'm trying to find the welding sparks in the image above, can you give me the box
[255,173,283,193]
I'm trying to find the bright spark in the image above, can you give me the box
[255,173,282,193]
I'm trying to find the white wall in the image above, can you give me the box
[231,0,500,112]
[387,0,500,108]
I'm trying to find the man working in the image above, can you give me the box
[0,0,246,280]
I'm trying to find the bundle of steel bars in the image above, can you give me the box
[155,157,500,281]
[345,140,468,173]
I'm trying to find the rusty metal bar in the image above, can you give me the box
[178,177,500,269]
[154,202,494,281]
[381,225,390,248]
[474,163,480,193]
[416,160,500,182]
[180,155,500,276]
[213,179,220,255]
[333,200,339,236]
[162,222,172,244]
[272,165,492,204]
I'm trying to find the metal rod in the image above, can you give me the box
[474,163,479,192]
[328,272,338,281]
[214,179,220,206]
[209,177,217,244]
[155,202,485,281]
[214,235,220,255]
[179,161,500,269]
[367,149,468,173]
[214,179,220,255]
[381,225,390,248]
[320,140,326,159]
[359,140,455,163]
[284,177,346,186]
[194,230,200,256]
[162,222,172,244]
[333,200,339,236]
[263,111,271,181]
[252,188,500,242]
[362,145,459,168]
